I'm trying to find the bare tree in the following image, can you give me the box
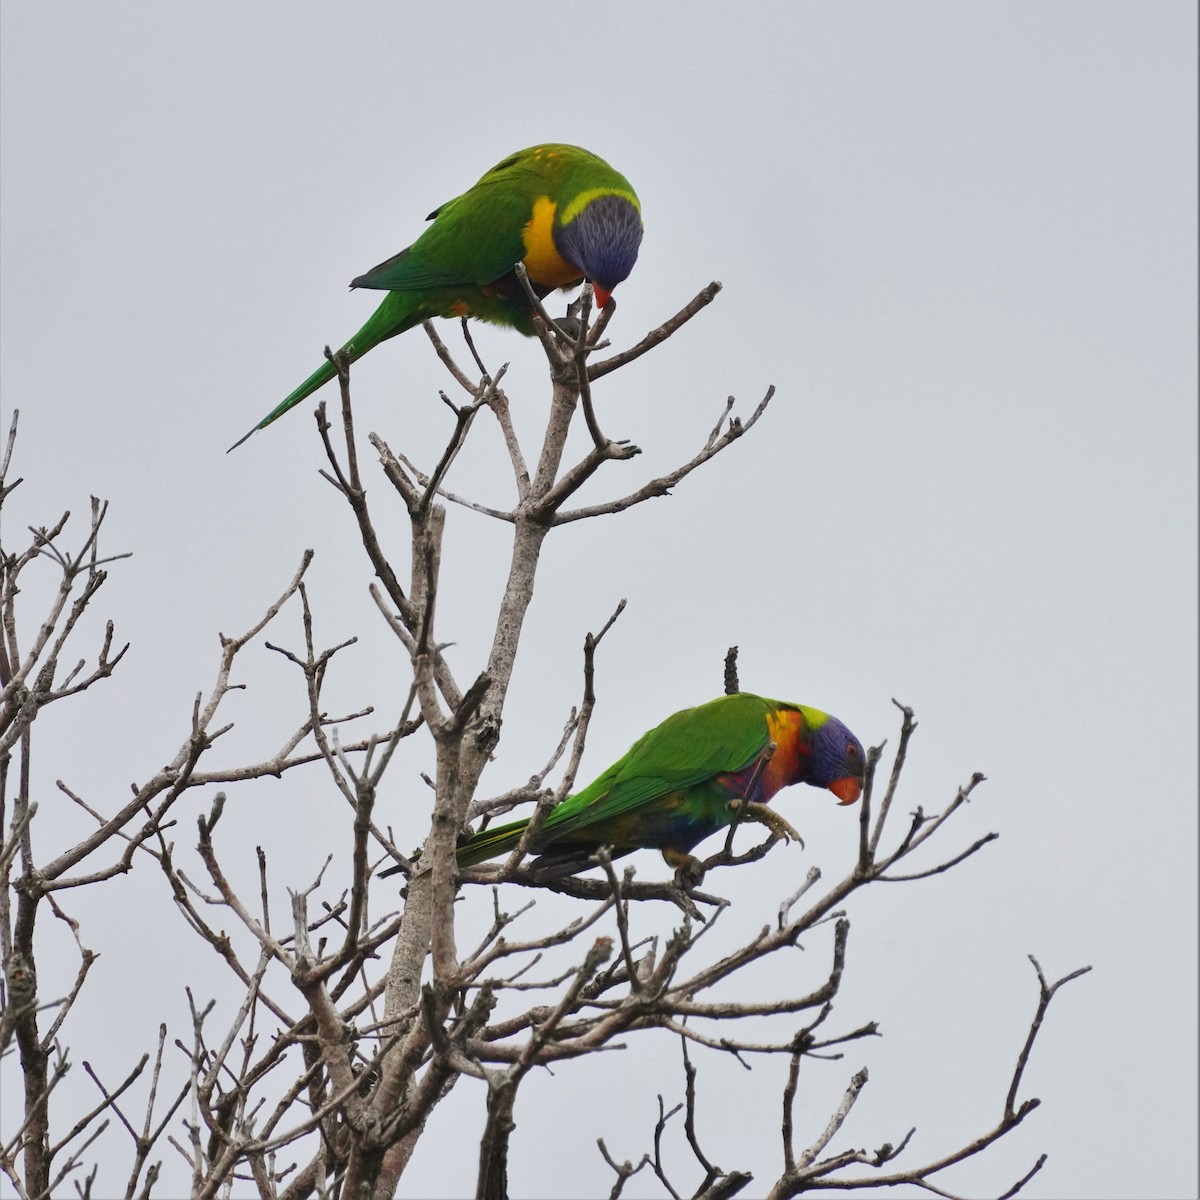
[0,285,1088,1200]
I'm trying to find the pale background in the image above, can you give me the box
[1,3,1196,1198]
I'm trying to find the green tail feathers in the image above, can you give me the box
[228,291,425,452]
[455,818,529,868]
[227,360,339,451]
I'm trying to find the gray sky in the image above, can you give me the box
[1,3,1196,1198]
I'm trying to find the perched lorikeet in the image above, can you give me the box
[231,143,643,449]
[456,694,865,879]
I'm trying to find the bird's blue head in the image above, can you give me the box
[806,713,867,805]
[554,192,643,306]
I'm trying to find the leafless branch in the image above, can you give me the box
[588,282,724,380]
[554,387,775,525]
[0,282,1086,1200]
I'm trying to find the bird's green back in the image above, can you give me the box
[539,693,786,840]
[351,144,638,294]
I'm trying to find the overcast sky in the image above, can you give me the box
[1,4,1196,1198]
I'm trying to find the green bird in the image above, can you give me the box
[457,694,865,879]
[231,143,643,450]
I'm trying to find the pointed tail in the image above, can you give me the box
[455,817,530,868]
[227,290,426,452]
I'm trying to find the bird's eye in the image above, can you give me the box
[846,742,860,758]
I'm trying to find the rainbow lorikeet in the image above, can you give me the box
[457,693,865,879]
[231,143,642,449]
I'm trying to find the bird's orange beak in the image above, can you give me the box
[592,284,612,308]
[829,776,863,806]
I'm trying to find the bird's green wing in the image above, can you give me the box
[542,694,782,839]
[351,150,550,292]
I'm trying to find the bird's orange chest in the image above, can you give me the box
[521,195,583,288]
[760,709,808,795]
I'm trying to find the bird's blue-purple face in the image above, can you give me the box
[809,716,866,805]
[554,193,643,306]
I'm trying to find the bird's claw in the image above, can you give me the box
[728,800,805,849]
[662,848,706,889]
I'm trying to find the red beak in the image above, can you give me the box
[829,776,863,806]
[592,284,612,308]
